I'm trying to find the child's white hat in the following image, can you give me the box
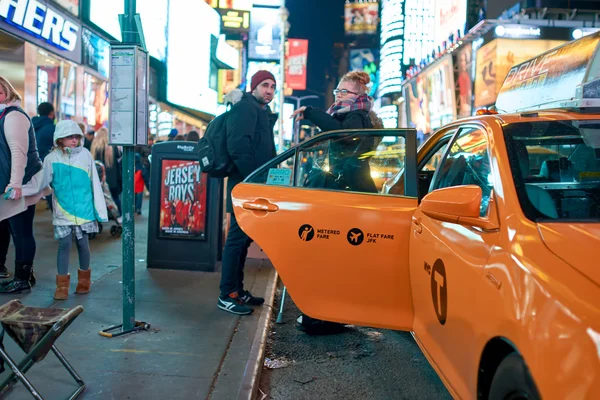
[54,120,84,145]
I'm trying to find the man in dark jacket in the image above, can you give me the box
[32,102,55,161]
[218,70,277,315]
[32,102,55,210]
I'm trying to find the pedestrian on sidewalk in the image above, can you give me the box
[32,102,56,211]
[42,120,108,300]
[218,71,278,315]
[0,76,49,293]
[91,127,122,213]
[134,153,144,215]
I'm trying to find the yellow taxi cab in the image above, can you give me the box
[232,32,600,399]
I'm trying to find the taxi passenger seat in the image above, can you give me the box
[516,142,559,218]
[540,158,575,182]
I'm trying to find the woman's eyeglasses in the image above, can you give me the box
[333,89,358,96]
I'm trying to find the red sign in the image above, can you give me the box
[286,39,308,91]
[159,159,208,240]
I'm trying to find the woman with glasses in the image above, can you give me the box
[292,71,382,131]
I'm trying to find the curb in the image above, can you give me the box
[237,269,278,400]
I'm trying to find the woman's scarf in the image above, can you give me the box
[326,94,373,116]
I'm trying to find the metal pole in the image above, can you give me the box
[286,95,319,145]
[122,0,137,331]
[278,5,289,153]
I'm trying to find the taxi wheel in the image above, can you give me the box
[489,352,540,400]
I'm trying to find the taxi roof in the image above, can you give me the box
[495,31,600,113]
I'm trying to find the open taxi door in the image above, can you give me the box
[232,129,419,330]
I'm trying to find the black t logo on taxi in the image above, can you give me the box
[430,259,448,325]
[298,224,314,242]
[347,228,364,246]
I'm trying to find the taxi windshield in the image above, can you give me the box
[504,119,600,222]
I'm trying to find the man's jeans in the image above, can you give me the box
[0,205,36,266]
[219,214,252,298]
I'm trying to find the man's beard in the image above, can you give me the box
[254,92,273,105]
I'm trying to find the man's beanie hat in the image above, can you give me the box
[250,70,276,92]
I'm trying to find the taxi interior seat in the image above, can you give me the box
[516,143,559,218]
[540,158,575,182]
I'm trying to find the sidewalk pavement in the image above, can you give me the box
[0,203,276,399]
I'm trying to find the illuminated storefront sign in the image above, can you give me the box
[377,105,399,128]
[379,0,405,96]
[403,0,434,66]
[0,0,81,61]
[494,25,541,39]
[218,8,250,33]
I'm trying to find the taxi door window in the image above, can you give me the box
[296,134,406,194]
[432,127,493,216]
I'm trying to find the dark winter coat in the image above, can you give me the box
[32,115,55,161]
[94,146,122,195]
[302,107,377,193]
[225,93,277,213]
[0,107,42,194]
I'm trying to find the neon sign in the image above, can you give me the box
[0,0,80,52]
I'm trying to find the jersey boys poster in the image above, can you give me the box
[159,159,207,240]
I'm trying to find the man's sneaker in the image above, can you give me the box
[240,290,265,306]
[218,293,254,315]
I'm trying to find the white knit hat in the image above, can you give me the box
[54,120,83,145]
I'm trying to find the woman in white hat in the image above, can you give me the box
[42,119,108,299]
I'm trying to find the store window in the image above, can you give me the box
[61,63,77,118]
[36,51,60,111]
[83,73,108,130]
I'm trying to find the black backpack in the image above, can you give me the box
[197,111,234,178]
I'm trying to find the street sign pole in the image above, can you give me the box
[100,0,150,338]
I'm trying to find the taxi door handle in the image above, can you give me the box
[412,217,423,234]
[243,201,279,212]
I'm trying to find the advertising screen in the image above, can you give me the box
[345,1,379,36]
[474,38,565,108]
[377,105,399,128]
[159,160,208,240]
[455,43,473,118]
[426,57,455,130]
[350,49,379,97]
[218,8,250,33]
[403,75,431,141]
[82,29,110,78]
[286,39,308,91]
[434,0,467,50]
[88,0,168,61]
[167,0,220,114]
[248,7,281,60]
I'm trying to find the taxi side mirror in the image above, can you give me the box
[421,185,499,230]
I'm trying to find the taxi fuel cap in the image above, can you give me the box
[495,31,600,113]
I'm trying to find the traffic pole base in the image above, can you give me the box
[99,321,151,338]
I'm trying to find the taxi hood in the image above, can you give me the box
[537,223,600,286]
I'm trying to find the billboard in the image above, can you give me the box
[403,75,431,140]
[167,0,220,114]
[426,57,455,130]
[286,39,308,91]
[403,0,435,67]
[159,160,208,240]
[82,29,110,78]
[248,7,281,60]
[455,43,473,118]
[474,38,565,108]
[345,1,379,36]
[349,49,379,97]
[434,0,467,51]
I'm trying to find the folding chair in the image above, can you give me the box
[0,300,85,399]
